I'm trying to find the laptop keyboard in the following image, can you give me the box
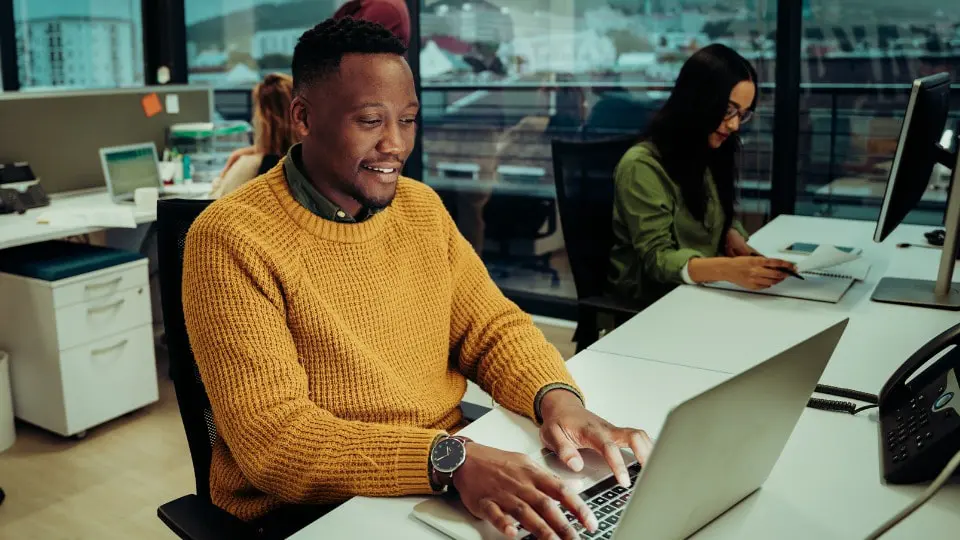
[521,462,642,540]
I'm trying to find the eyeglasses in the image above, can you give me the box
[724,102,754,124]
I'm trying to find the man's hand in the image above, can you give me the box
[725,228,754,257]
[538,389,653,489]
[453,442,599,540]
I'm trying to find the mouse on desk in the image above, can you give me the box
[926,228,946,246]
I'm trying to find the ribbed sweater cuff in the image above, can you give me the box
[394,429,447,493]
[490,354,580,423]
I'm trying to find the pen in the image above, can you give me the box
[777,267,805,280]
[748,251,805,280]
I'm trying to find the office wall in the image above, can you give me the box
[0,85,211,194]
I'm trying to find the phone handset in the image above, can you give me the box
[879,322,960,409]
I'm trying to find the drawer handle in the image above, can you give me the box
[87,299,125,314]
[84,277,122,290]
[90,339,128,356]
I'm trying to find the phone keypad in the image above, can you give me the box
[886,396,936,464]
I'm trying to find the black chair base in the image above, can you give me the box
[158,495,255,540]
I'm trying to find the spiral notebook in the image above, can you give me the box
[703,273,856,303]
[801,258,872,281]
[702,246,868,303]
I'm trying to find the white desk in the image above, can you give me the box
[292,349,960,539]
[590,215,960,394]
[0,185,210,251]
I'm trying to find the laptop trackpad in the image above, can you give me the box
[411,448,638,540]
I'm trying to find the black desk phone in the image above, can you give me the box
[879,321,960,484]
[0,162,49,214]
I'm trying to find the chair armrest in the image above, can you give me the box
[579,295,640,318]
[158,494,255,540]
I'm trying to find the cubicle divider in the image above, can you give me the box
[0,86,213,195]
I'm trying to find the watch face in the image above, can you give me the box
[432,438,467,473]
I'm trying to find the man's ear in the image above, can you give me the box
[291,97,310,139]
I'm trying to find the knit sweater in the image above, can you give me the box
[181,166,580,521]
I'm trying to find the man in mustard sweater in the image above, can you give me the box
[182,18,652,540]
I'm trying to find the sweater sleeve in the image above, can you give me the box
[442,210,582,421]
[614,158,705,285]
[182,216,443,505]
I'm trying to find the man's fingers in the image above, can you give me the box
[518,485,580,540]
[503,494,565,540]
[625,429,654,465]
[478,498,517,538]
[530,470,598,533]
[545,424,584,472]
[582,427,630,489]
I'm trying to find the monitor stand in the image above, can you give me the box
[872,145,960,310]
[871,277,960,310]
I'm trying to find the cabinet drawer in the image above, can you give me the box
[52,263,148,309]
[60,324,159,435]
[55,285,152,351]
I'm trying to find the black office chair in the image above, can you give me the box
[551,135,642,352]
[154,199,256,540]
[154,199,490,539]
[482,195,560,286]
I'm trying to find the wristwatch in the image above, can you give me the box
[430,435,471,491]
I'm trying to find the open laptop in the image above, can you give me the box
[99,142,167,203]
[412,318,849,540]
[99,142,209,203]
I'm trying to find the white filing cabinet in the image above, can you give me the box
[0,259,159,437]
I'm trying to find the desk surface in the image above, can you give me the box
[0,185,210,251]
[292,350,960,539]
[590,215,960,393]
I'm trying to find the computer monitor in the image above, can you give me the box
[871,73,960,310]
[99,142,162,203]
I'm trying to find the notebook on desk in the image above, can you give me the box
[801,258,872,281]
[703,273,856,303]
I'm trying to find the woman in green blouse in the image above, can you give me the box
[609,44,797,308]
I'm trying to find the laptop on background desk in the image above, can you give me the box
[99,142,209,203]
[412,318,850,540]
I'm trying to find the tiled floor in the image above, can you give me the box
[0,322,575,539]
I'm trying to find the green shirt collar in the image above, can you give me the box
[283,143,380,223]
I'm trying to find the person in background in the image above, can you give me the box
[183,18,651,540]
[608,44,797,309]
[211,73,298,198]
[333,0,410,47]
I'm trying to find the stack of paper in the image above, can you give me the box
[35,207,137,229]
[794,245,872,281]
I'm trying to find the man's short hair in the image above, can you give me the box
[292,17,407,95]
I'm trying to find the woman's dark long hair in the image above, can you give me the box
[643,44,758,237]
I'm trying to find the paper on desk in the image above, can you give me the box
[795,245,860,273]
[35,207,137,229]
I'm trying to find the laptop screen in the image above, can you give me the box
[103,145,160,198]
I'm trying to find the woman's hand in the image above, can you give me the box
[720,256,797,290]
[725,229,755,257]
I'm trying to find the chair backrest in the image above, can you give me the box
[156,198,217,502]
[551,135,638,300]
